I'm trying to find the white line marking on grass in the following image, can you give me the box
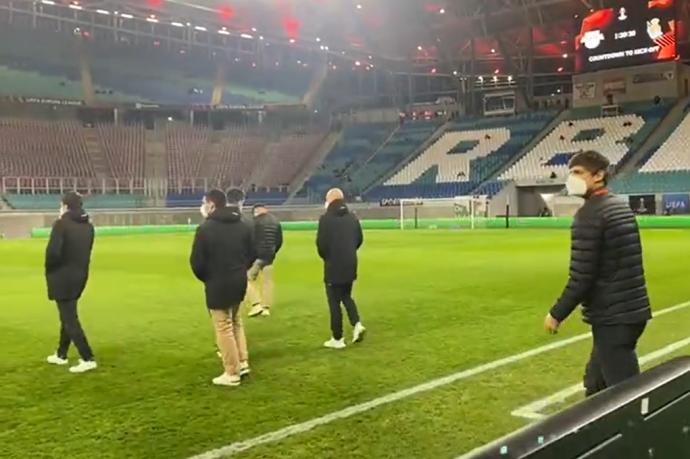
[511,334,690,420]
[188,301,690,459]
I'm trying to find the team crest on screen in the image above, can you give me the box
[581,30,605,50]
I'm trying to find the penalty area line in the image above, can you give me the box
[188,300,690,459]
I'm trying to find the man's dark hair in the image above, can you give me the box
[205,189,227,208]
[226,187,245,205]
[62,192,83,211]
[569,150,611,185]
[252,203,267,211]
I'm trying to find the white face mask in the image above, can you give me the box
[566,174,588,197]
[59,204,67,217]
[200,203,209,218]
[324,201,329,210]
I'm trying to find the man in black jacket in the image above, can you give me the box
[45,192,97,374]
[544,151,652,396]
[191,189,256,387]
[247,204,283,318]
[317,188,366,349]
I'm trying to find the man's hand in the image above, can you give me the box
[544,313,561,334]
[248,260,262,281]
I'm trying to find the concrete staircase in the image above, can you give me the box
[144,128,168,206]
[83,129,109,179]
[286,130,342,203]
[199,131,223,179]
[243,143,274,189]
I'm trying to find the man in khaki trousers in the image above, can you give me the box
[247,204,283,318]
[191,189,256,387]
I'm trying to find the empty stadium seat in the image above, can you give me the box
[301,123,396,199]
[256,133,326,188]
[166,124,210,183]
[500,104,670,181]
[0,119,96,177]
[385,129,511,185]
[640,111,690,173]
[97,124,145,179]
[367,112,554,200]
[610,110,690,194]
[500,115,645,181]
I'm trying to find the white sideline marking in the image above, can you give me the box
[188,301,690,459]
[511,334,690,420]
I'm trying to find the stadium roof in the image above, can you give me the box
[18,0,690,75]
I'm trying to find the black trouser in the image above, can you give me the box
[325,283,361,341]
[583,322,647,397]
[56,300,94,361]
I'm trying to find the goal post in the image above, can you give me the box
[399,196,490,230]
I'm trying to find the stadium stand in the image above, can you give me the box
[300,123,396,199]
[611,109,690,194]
[211,129,268,187]
[97,124,146,179]
[500,103,670,182]
[165,124,210,183]
[367,112,554,200]
[255,133,327,188]
[354,120,443,194]
[0,119,95,177]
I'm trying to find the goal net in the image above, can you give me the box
[399,196,490,230]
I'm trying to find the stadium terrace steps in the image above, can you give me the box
[618,97,690,174]
[287,130,343,201]
[83,128,110,179]
[298,122,398,201]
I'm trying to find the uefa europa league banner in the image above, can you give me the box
[629,195,656,215]
[662,194,690,215]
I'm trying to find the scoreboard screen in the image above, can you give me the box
[575,0,677,73]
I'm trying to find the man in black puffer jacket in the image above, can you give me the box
[317,188,366,350]
[45,192,97,374]
[247,204,283,318]
[191,189,256,387]
[544,151,652,396]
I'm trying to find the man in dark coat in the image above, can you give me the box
[190,189,256,387]
[544,150,652,396]
[45,192,97,374]
[317,188,366,349]
[247,204,283,318]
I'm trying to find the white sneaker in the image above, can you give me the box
[212,373,241,387]
[352,323,367,344]
[261,308,271,317]
[323,338,346,350]
[248,304,265,317]
[240,362,251,377]
[46,354,68,366]
[69,359,97,374]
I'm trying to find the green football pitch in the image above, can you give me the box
[1,229,689,459]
